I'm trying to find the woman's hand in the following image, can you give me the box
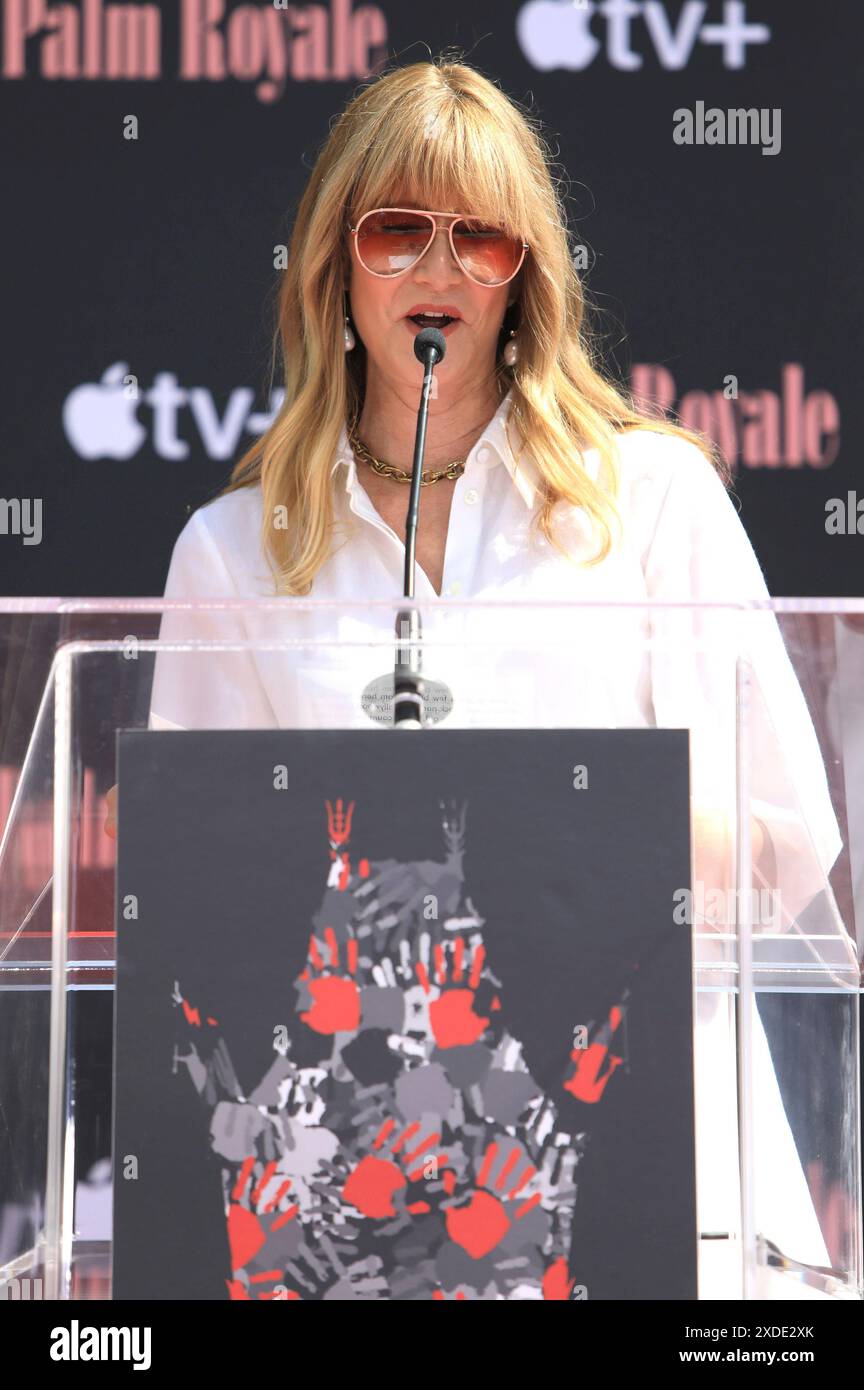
[692,806,764,885]
[691,806,767,933]
[104,783,118,840]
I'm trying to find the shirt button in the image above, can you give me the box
[477,447,491,464]
[464,488,479,506]
[448,580,462,595]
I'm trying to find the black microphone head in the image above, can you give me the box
[413,325,446,366]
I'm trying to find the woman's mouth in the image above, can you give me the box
[404,314,462,336]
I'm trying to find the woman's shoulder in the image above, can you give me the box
[175,483,264,556]
[576,422,723,496]
[579,424,739,570]
[163,482,268,596]
[606,424,731,528]
[191,480,264,535]
[612,424,723,488]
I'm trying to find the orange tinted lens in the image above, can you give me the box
[452,220,523,284]
[356,211,434,275]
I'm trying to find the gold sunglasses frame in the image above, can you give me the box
[348,207,529,288]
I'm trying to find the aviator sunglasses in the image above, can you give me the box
[349,208,529,288]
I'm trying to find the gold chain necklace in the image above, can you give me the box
[347,419,466,486]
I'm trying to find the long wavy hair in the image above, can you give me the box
[220,54,723,595]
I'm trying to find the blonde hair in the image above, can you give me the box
[221,53,725,595]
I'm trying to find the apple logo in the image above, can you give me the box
[63,362,146,459]
[516,0,601,71]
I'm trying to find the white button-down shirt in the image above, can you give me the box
[149,386,844,1283]
[150,387,839,881]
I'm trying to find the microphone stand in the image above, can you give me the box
[392,326,447,728]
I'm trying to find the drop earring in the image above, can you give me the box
[503,329,519,366]
[343,289,356,351]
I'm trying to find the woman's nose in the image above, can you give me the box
[416,225,462,279]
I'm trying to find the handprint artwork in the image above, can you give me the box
[172,796,632,1301]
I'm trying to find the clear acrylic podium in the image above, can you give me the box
[0,596,861,1300]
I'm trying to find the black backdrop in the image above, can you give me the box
[0,0,861,599]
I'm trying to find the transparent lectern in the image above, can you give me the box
[0,596,861,1300]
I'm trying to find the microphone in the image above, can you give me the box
[405,326,446,596]
[414,325,447,365]
[393,326,447,728]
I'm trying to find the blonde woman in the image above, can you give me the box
[145,57,844,1296]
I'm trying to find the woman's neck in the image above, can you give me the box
[355,376,505,470]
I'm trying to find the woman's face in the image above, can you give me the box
[347,203,520,397]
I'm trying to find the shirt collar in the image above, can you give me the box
[331,387,539,509]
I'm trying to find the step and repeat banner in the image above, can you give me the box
[0,0,860,598]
